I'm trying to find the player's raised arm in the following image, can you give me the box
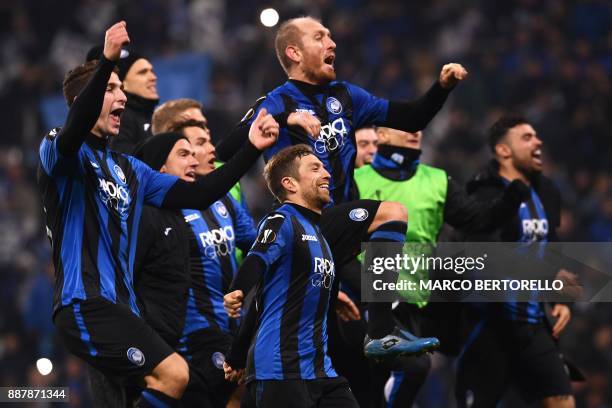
[160,109,279,209]
[373,63,468,134]
[56,22,129,157]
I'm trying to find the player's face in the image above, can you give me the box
[296,154,331,209]
[93,72,127,137]
[296,19,336,84]
[504,123,543,174]
[378,128,422,149]
[161,139,198,182]
[355,128,378,167]
[182,125,216,176]
[123,58,158,100]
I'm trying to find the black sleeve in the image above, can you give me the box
[216,125,250,161]
[444,178,529,234]
[57,57,116,156]
[230,255,266,295]
[161,141,261,209]
[383,81,451,132]
[216,97,286,161]
[225,296,258,369]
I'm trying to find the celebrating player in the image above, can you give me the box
[37,21,277,408]
[224,145,359,408]
[455,117,575,408]
[217,15,467,358]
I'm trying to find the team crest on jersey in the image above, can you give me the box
[126,347,145,367]
[113,164,126,184]
[326,97,343,114]
[258,229,276,244]
[212,352,226,370]
[215,201,229,218]
[349,208,369,222]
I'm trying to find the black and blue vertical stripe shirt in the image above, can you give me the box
[39,131,179,315]
[181,194,256,336]
[245,203,337,381]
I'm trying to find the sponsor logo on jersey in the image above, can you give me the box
[315,117,348,153]
[113,164,127,184]
[184,213,201,223]
[144,123,150,131]
[522,218,548,241]
[199,225,236,258]
[126,347,145,366]
[164,227,172,236]
[215,201,229,218]
[98,178,130,214]
[349,208,369,222]
[296,108,317,116]
[258,229,276,244]
[312,257,335,289]
[302,234,318,242]
[326,97,343,114]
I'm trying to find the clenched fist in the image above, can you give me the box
[103,21,130,61]
[439,63,468,89]
[288,111,321,138]
[248,109,279,150]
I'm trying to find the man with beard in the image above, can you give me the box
[218,16,467,358]
[38,22,278,408]
[454,116,575,408]
[350,127,527,407]
[223,145,359,408]
[86,44,158,153]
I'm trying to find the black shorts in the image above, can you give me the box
[179,328,237,408]
[456,313,572,406]
[54,297,175,386]
[321,199,381,266]
[248,377,358,408]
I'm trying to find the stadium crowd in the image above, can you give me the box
[0,0,610,406]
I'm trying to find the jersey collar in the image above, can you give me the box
[85,132,110,151]
[285,202,321,224]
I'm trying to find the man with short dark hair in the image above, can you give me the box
[455,116,575,408]
[218,15,464,359]
[86,44,159,153]
[38,21,278,408]
[223,145,359,408]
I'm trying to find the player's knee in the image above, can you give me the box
[541,395,575,408]
[148,353,190,397]
[376,201,408,225]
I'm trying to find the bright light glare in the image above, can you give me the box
[36,358,53,376]
[260,8,279,27]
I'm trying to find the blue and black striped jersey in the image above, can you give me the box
[181,194,256,336]
[245,203,337,381]
[246,80,388,204]
[38,131,178,315]
[503,186,549,323]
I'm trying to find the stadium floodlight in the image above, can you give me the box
[36,358,53,376]
[260,8,280,27]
